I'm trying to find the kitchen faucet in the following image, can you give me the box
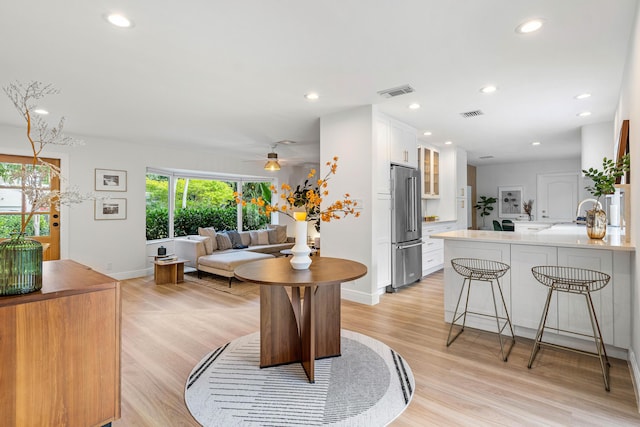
[575,198,602,222]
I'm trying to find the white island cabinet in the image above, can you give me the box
[422,221,456,276]
[433,226,634,357]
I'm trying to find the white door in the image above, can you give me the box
[537,173,579,222]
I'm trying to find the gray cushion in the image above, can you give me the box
[267,224,288,244]
[227,230,248,249]
[215,232,233,250]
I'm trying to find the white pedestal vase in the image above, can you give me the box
[290,220,312,270]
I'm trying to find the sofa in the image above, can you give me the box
[174,225,294,286]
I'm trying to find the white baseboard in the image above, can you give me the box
[628,348,640,412]
[102,267,151,281]
[342,287,379,305]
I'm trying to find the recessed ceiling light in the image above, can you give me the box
[408,103,421,110]
[104,13,134,28]
[304,92,319,101]
[577,111,592,117]
[423,131,432,136]
[480,85,497,94]
[444,141,453,145]
[532,141,541,146]
[575,93,591,100]
[516,19,544,34]
[33,108,49,115]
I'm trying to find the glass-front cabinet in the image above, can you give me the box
[419,146,439,198]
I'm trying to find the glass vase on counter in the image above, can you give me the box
[586,209,606,239]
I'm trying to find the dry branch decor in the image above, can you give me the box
[0,81,92,295]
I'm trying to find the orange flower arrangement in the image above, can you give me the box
[234,157,360,229]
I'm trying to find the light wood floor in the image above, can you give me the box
[113,271,640,426]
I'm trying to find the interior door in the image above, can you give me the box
[536,173,579,222]
[0,154,60,260]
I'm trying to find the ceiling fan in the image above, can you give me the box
[262,140,299,171]
[242,140,310,170]
[264,144,281,171]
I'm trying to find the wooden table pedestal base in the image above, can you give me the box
[260,283,341,383]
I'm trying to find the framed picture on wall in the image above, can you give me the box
[498,186,523,218]
[95,168,127,192]
[95,198,127,220]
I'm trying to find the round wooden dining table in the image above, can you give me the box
[234,256,367,383]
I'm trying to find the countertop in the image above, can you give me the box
[431,223,635,252]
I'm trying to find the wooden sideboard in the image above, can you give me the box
[0,260,121,427]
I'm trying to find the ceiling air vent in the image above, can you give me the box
[377,84,415,98]
[460,110,484,118]
[479,155,494,160]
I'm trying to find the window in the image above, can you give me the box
[0,155,58,239]
[146,168,273,241]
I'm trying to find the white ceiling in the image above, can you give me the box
[0,1,637,166]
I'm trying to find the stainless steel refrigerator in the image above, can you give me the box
[388,164,423,292]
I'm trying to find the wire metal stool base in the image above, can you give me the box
[446,259,515,362]
[527,266,611,391]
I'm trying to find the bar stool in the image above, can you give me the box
[528,266,611,391]
[447,258,515,361]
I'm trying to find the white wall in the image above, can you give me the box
[320,106,375,303]
[0,123,307,279]
[581,121,614,171]
[616,2,640,409]
[475,157,584,228]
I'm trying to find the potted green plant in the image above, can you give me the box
[473,196,497,229]
[581,154,630,239]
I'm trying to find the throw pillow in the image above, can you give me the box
[198,227,218,251]
[256,229,269,245]
[249,231,261,246]
[215,232,233,250]
[187,235,213,255]
[239,231,251,247]
[267,229,278,245]
[266,224,287,243]
[227,230,248,249]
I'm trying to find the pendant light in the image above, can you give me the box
[264,145,281,171]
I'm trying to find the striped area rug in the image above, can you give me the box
[185,330,414,426]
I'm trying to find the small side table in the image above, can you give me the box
[153,259,187,285]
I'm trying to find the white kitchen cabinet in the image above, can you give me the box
[375,194,392,291]
[389,119,418,168]
[422,221,455,276]
[374,116,391,194]
[556,248,615,346]
[513,222,553,233]
[419,146,439,198]
[510,245,559,330]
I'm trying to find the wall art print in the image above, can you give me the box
[498,186,523,218]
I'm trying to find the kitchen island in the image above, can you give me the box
[432,224,634,358]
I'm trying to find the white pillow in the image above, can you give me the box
[198,227,218,251]
[188,235,213,254]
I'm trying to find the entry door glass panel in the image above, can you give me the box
[0,154,60,260]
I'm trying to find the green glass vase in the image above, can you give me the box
[0,234,43,295]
